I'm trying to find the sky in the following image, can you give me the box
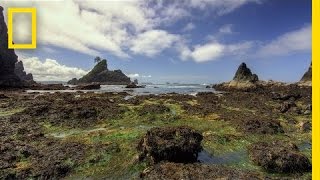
[1,0,312,83]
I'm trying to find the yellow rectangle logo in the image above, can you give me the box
[8,8,37,49]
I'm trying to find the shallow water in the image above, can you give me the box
[198,150,247,165]
[27,84,215,95]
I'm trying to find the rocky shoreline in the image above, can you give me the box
[0,83,312,179]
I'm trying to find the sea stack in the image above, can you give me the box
[213,62,259,90]
[0,6,21,87]
[68,59,131,85]
[0,6,34,87]
[299,63,311,86]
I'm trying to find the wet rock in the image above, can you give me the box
[248,141,311,173]
[29,84,68,90]
[241,119,284,134]
[125,82,145,88]
[271,92,301,101]
[299,121,311,132]
[0,93,9,99]
[279,101,296,113]
[141,162,263,180]
[139,104,171,116]
[137,126,203,164]
[304,110,311,115]
[74,83,101,90]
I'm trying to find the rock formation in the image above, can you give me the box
[233,62,259,82]
[0,6,34,87]
[299,63,311,86]
[68,60,131,85]
[0,6,22,87]
[213,62,259,90]
[14,61,34,82]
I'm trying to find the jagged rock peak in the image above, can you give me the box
[300,62,311,82]
[15,61,34,81]
[233,62,259,83]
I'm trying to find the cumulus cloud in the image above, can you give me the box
[130,30,180,57]
[257,25,311,57]
[180,41,253,62]
[21,57,88,81]
[2,0,261,59]
[127,73,152,79]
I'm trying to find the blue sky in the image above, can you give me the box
[3,0,311,83]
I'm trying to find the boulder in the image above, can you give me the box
[241,119,284,134]
[248,141,311,173]
[137,126,203,164]
[299,121,311,133]
[68,60,131,85]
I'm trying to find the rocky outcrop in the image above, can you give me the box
[0,6,22,87]
[248,141,311,173]
[0,6,34,88]
[213,62,259,91]
[68,60,131,85]
[299,63,311,86]
[137,126,203,164]
[14,61,34,82]
[141,162,262,179]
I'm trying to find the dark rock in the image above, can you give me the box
[0,6,22,87]
[241,119,284,134]
[300,62,311,82]
[125,82,145,88]
[141,162,263,180]
[304,110,311,115]
[74,83,101,90]
[68,60,131,85]
[137,126,203,164]
[271,92,301,101]
[233,62,259,83]
[299,121,311,132]
[279,101,296,113]
[248,141,311,173]
[0,93,9,99]
[133,79,139,84]
[29,84,68,90]
[14,61,34,82]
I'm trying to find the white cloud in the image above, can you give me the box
[21,57,88,81]
[180,41,253,62]
[130,30,180,57]
[127,73,152,79]
[2,0,261,59]
[219,24,233,34]
[257,25,311,57]
[182,22,196,32]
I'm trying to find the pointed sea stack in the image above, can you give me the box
[68,60,131,85]
[233,62,259,83]
[213,62,259,91]
[299,63,311,86]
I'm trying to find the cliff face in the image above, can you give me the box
[68,60,131,85]
[0,6,22,87]
[14,61,34,81]
[0,6,34,87]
